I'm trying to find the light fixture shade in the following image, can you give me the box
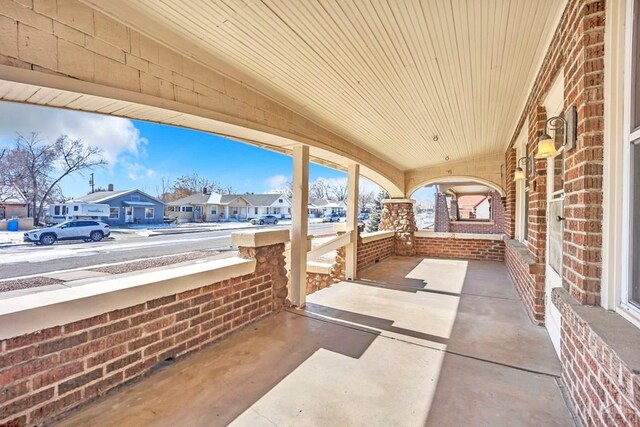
[514,167,525,181]
[535,133,558,159]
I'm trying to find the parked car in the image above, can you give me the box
[322,213,341,222]
[251,215,278,225]
[23,220,110,246]
[163,216,177,224]
[358,213,370,221]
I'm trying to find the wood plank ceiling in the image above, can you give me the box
[87,0,565,172]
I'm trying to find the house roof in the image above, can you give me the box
[0,184,27,204]
[457,195,488,211]
[168,192,212,206]
[241,194,286,207]
[73,189,165,205]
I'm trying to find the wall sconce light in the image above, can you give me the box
[514,157,527,181]
[535,106,577,159]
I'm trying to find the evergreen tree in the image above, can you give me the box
[366,190,389,232]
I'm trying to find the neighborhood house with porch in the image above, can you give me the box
[71,187,165,226]
[166,189,291,222]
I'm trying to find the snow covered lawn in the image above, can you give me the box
[0,231,25,246]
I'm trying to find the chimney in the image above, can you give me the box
[202,187,208,195]
[108,184,114,191]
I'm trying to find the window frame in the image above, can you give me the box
[144,207,154,219]
[619,0,640,323]
[109,207,119,219]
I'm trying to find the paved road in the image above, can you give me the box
[0,222,337,280]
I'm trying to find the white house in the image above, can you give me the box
[308,199,346,217]
[166,191,291,222]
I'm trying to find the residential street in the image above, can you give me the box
[0,222,337,280]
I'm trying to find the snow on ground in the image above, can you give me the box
[0,231,24,246]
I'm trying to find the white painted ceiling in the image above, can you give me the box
[86,0,565,172]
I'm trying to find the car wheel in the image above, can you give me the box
[274,220,278,224]
[259,220,264,225]
[39,234,56,246]
[90,231,104,242]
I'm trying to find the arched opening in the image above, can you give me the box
[409,177,506,233]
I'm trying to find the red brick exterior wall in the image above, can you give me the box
[505,239,545,324]
[553,289,640,426]
[415,236,504,261]
[506,0,605,306]
[357,235,395,272]
[504,148,517,238]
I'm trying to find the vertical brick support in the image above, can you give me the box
[504,148,517,238]
[562,0,605,305]
[528,106,549,264]
[434,193,450,232]
[379,199,417,256]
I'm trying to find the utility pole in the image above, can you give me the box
[89,173,95,193]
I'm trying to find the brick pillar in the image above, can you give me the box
[449,198,459,221]
[561,2,605,306]
[504,148,517,238]
[434,193,450,232]
[233,229,289,310]
[380,199,417,256]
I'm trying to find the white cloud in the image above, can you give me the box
[120,158,156,181]
[0,102,147,166]
[265,174,289,190]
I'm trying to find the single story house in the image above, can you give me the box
[0,184,29,220]
[72,188,165,226]
[166,191,291,222]
[308,198,346,217]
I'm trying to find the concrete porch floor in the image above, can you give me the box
[57,256,576,426]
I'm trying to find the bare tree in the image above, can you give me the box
[156,176,173,201]
[358,190,375,212]
[309,178,329,200]
[2,133,107,225]
[327,180,348,201]
[163,173,235,201]
[271,180,293,199]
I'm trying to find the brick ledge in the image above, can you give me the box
[552,287,640,374]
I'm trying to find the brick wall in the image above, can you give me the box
[357,235,395,271]
[505,0,605,306]
[553,289,640,426]
[415,234,504,261]
[0,272,273,426]
[306,271,335,295]
[433,193,450,233]
[436,191,505,235]
[504,148,517,238]
[505,239,545,324]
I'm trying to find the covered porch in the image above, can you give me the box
[56,256,574,426]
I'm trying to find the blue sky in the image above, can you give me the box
[0,101,434,204]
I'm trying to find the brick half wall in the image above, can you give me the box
[415,232,504,261]
[504,239,545,325]
[553,288,640,426]
[0,234,289,426]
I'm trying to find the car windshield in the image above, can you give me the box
[54,222,71,228]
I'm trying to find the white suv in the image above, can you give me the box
[24,220,111,246]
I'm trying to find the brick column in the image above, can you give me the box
[434,193,450,232]
[504,148,517,238]
[232,229,290,310]
[380,199,417,256]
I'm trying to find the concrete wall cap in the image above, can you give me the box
[307,261,333,275]
[231,229,290,247]
[0,257,256,340]
[415,230,504,241]
[361,230,395,244]
[382,198,416,204]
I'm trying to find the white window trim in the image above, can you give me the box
[109,208,119,219]
[145,207,155,219]
[514,122,528,242]
[605,0,640,328]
